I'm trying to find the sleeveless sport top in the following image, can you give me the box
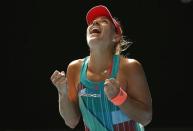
[78,55,144,131]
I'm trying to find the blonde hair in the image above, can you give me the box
[114,35,133,55]
[113,19,133,55]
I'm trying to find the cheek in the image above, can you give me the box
[86,29,89,36]
[103,27,115,37]
[86,29,90,41]
[86,35,90,43]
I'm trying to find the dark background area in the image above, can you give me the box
[2,0,193,130]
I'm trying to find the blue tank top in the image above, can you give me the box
[78,55,144,131]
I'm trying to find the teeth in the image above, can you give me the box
[90,27,100,34]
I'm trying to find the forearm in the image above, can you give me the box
[119,97,152,126]
[58,92,80,128]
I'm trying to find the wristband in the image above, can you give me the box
[110,87,127,106]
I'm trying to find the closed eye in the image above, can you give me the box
[101,19,108,24]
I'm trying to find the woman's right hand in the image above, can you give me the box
[50,70,67,94]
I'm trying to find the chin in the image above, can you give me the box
[87,37,100,44]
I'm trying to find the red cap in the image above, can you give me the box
[86,5,122,34]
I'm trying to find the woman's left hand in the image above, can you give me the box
[104,78,120,100]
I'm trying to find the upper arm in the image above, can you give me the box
[66,59,82,102]
[124,59,152,108]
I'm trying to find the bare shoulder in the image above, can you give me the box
[67,59,84,69]
[66,58,84,82]
[120,56,143,74]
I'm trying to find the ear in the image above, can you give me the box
[112,33,121,43]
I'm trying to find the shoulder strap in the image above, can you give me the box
[111,55,120,79]
[80,56,89,84]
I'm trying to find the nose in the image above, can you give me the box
[92,19,100,26]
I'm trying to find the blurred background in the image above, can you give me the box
[2,0,193,130]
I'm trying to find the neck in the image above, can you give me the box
[88,51,114,74]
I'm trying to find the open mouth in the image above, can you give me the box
[90,26,101,35]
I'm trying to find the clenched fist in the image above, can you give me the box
[104,78,120,100]
[50,70,67,94]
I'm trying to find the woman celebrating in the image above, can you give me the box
[50,5,152,131]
